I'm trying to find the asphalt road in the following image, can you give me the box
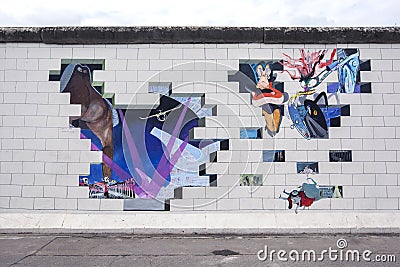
[0,234,399,267]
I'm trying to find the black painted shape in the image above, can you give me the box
[209,175,217,187]
[220,139,229,150]
[329,150,352,162]
[274,150,285,162]
[360,83,372,93]
[341,105,351,116]
[49,63,103,82]
[330,117,341,127]
[360,60,371,71]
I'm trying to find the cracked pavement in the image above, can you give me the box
[0,234,399,266]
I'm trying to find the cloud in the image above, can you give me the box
[0,0,398,26]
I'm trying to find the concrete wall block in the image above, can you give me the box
[14,104,37,115]
[205,187,229,199]
[14,127,36,138]
[55,198,77,210]
[251,186,274,198]
[100,199,124,211]
[35,151,58,163]
[5,47,28,58]
[205,49,228,59]
[49,93,70,104]
[67,163,90,175]
[193,198,217,211]
[72,48,95,59]
[27,70,48,81]
[12,150,35,161]
[43,186,67,198]
[22,186,43,197]
[0,197,10,208]
[240,198,263,210]
[377,198,399,210]
[56,175,78,186]
[365,186,387,197]
[353,174,375,185]
[330,199,353,210]
[77,199,100,210]
[34,198,55,210]
[36,128,59,139]
[387,162,400,173]
[95,48,116,58]
[343,185,364,198]
[69,139,91,150]
[0,185,22,197]
[37,104,59,116]
[117,48,138,59]
[216,199,239,210]
[351,127,374,138]
[387,186,400,197]
[59,104,81,116]
[10,197,34,209]
[169,199,194,211]
[46,116,69,128]
[1,162,23,174]
[38,59,60,71]
[229,186,252,198]
[45,162,68,175]
[34,174,56,186]
[26,93,49,104]
[4,93,27,103]
[22,162,44,174]
[67,186,89,199]
[0,174,12,184]
[181,187,206,199]
[59,128,80,139]
[79,151,102,163]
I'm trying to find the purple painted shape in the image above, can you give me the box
[80,132,133,182]
[136,98,191,198]
[327,83,360,93]
[135,136,189,198]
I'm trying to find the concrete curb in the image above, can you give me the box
[0,27,400,44]
[1,212,399,234]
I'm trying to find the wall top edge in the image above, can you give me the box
[0,26,400,44]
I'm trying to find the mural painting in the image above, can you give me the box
[59,63,222,206]
[279,177,343,213]
[240,174,263,186]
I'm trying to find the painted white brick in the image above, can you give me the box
[353,174,375,185]
[49,93,69,104]
[331,199,353,210]
[72,48,95,58]
[55,198,77,210]
[77,199,100,210]
[359,48,381,59]
[0,197,10,208]
[50,48,72,58]
[117,48,138,59]
[383,94,400,104]
[34,198,55,210]
[387,162,400,173]
[169,199,194,211]
[43,186,67,198]
[180,187,206,199]
[183,49,205,59]
[375,151,397,162]
[36,128,59,139]
[6,48,28,58]
[100,199,124,211]
[371,83,394,93]
[67,163,90,175]
[24,139,45,150]
[387,186,400,197]
[216,199,239,210]
[23,162,44,174]
[251,186,274,198]
[240,198,263,210]
[365,186,387,197]
[2,139,23,149]
[205,49,227,59]
[354,198,376,210]
[138,48,160,59]
[352,150,374,162]
[34,174,56,186]
[10,197,34,209]
[13,150,35,161]
[0,174,11,184]
[193,198,217,211]
[370,59,392,70]
[1,162,22,174]
[14,127,36,138]
[38,59,60,70]
[16,59,38,71]
[28,48,50,58]
[56,175,78,186]
[205,187,229,199]
[377,198,398,210]
[5,70,26,81]
[262,198,286,210]
[0,185,22,197]
[385,116,400,126]
[22,186,43,197]
[229,186,252,198]
[67,186,89,199]
[45,163,68,174]
[376,174,397,185]
[363,139,386,150]
[344,186,364,198]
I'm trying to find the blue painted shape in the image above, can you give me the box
[240,128,260,139]
[288,102,311,140]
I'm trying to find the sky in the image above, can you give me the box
[0,0,399,27]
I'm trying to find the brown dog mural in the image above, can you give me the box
[60,64,119,179]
